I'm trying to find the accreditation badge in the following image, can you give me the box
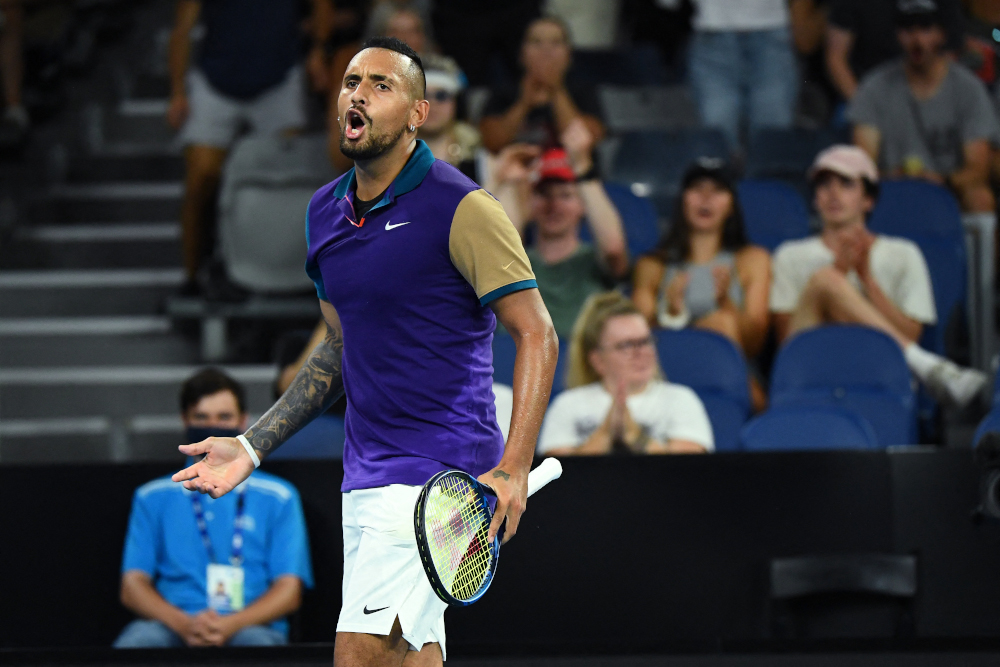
[206,563,245,612]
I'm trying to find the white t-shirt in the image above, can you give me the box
[769,235,937,324]
[493,382,513,442]
[691,0,788,32]
[537,380,715,453]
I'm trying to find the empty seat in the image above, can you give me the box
[609,129,729,217]
[745,127,846,183]
[656,328,751,452]
[598,85,699,133]
[737,179,811,252]
[868,180,967,358]
[740,405,879,452]
[219,134,337,293]
[569,45,666,86]
[493,334,570,399]
[771,326,917,446]
[601,182,662,258]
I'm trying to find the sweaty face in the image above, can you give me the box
[339,49,416,161]
[898,24,945,69]
[183,390,245,430]
[813,171,872,229]
[532,181,584,238]
[591,314,658,390]
[682,178,734,235]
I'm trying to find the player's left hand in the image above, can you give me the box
[479,463,528,545]
[172,436,255,498]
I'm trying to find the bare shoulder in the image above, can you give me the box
[736,245,771,271]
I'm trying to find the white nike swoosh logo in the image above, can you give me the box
[502,261,515,270]
[385,221,412,231]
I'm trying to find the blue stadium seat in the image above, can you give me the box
[656,328,751,452]
[267,414,346,459]
[868,180,967,358]
[493,334,570,400]
[601,182,661,258]
[770,326,917,446]
[740,405,880,452]
[609,129,729,218]
[736,180,811,252]
[973,408,1000,447]
[745,127,846,182]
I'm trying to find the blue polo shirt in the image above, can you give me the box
[121,472,313,636]
[305,140,538,491]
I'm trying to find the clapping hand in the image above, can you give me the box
[665,271,689,316]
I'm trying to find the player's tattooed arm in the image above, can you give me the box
[243,315,345,460]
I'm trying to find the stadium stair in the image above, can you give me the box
[0,0,275,464]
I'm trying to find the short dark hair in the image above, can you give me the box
[180,368,246,414]
[360,36,426,97]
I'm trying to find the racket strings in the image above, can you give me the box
[424,475,493,600]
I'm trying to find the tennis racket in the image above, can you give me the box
[414,457,562,606]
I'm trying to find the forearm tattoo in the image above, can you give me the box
[244,324,345,460]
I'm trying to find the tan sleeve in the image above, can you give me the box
[449,189,537,305]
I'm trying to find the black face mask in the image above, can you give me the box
[185,426,242,444]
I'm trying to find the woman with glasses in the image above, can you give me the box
[537,292,714,456]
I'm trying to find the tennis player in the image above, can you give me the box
[172,36,558,666]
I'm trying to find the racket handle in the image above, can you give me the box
[527,458,562,498]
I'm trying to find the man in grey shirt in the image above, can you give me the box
[850,0,999,213]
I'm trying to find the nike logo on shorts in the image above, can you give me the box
[363,605,389,615]
[385,221,412,231]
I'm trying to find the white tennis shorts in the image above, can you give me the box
[338,484,449,658]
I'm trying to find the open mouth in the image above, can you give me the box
[344,109,367,140]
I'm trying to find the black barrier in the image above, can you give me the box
[2,451,1000,653]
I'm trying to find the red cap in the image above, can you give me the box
[535,148,576,185]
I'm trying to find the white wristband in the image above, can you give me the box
[236,434,261,468]
[657,304,691,330]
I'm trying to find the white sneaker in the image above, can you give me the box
[924,359,988,408]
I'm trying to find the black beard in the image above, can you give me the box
[340,121,407,161]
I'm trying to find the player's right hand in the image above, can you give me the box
[172,436,255,498]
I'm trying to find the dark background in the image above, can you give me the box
[3,451,1000,655]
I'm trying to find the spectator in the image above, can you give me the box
[770,145,987,407]
[687,0,798,150]
[963,0,1000,88]
[513,120,628,339]
[479,16,604,153]
[545,0,621,49]
[826,0,963,100]
[850,0,999,213]
[633,159,771,357]
[417,53,480,180]
[0,0,26,143]
[168,0,332,295]
[114,369,313,647]
[790,0,841,125]
[537,292,714,456]
[632,158,770,410]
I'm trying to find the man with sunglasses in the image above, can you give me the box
[417,54,480,181]
[850,0,1000,212]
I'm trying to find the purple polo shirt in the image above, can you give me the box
[305,141,537,491]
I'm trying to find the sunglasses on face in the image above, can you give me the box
[428,90,455,102]
[605,336,655,353]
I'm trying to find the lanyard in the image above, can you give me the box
[190,488,246,566]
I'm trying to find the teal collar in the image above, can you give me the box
[332,140,436,203]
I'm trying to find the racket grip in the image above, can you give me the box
[527,458,562,498]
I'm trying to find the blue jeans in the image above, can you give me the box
[113,619,287,648]
[688,27,799,149]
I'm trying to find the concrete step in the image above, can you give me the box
[8,223,181,269]
[66,152,183,183]
[104,106,176,145]
[0,365,276,420]
[36,182,182,223]
[0,414,208,463]
[0,269,183,316]
[0,316,197,366]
